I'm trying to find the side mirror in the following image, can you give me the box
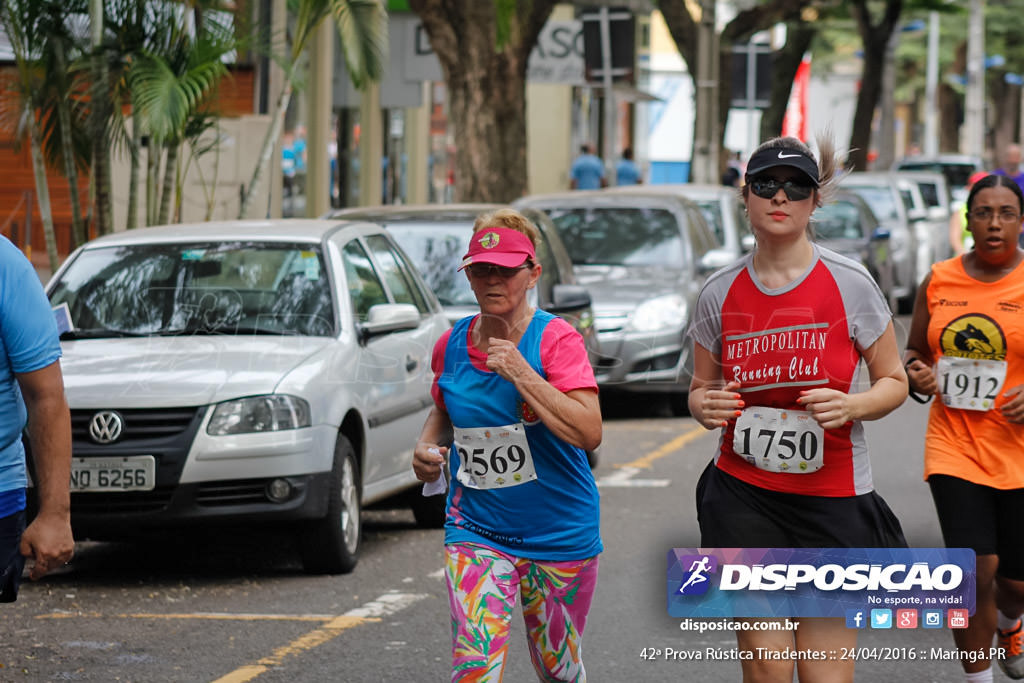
[871,226,891,241]
[698,247,736,275]
[548,284,592,313]
[359,303,421,342]
[740,234,756,253]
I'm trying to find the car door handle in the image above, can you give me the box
[405,355,418,373]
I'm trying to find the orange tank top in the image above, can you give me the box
[924,256,1024,489]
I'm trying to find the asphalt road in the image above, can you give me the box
[0,316,992,682]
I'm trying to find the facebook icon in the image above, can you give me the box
[846,609,866,629]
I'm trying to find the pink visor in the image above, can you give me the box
[458,227,536,270]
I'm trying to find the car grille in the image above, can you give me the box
[595,313,630,334]
[71,407,200,445]
[196,480,271,507]
[70,488,176,514]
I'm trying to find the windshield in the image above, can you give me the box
[49,242,335,337]
[693,199,725,244]
[543,207,684,267]
[814,201,866,240]
[897,162,976,190]
[845,186,900,221]
[385,223,476,306]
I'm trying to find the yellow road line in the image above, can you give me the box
[211,592,426,683]
[617,425,707,470]
[39,612,335,622]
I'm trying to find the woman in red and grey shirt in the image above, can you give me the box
[687,135,909,683]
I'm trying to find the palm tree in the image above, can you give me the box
[129,10,232,225]
[236,0,387,219]
[0,0,83,272]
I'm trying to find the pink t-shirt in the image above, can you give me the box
[430,314,597,409]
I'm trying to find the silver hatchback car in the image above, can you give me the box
[42,220,450,574]
[515,190,722,415]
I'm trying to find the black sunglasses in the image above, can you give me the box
[748,176,815,202]
[465,263,531,279]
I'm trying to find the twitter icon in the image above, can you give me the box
[871,609,892,629]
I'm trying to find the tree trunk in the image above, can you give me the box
[991,79,1017,150]
[126,111,141,229]
[157,142,178,225]
[53,41,85,247]
[848,0,903,171]
[238,81,293,218]
[28,122,59,274]
[89,0,112,235]
[939,82,961,153]
[410,0,556,203]
[147,143,160,226]
[761,23,815,140]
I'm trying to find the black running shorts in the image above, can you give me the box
[928,474,1024,581]
[696,461,908,549]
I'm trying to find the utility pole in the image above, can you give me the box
[924,11,940,156]
[599,7,617,178]
[964,0,985,158]
[691,0,719,183]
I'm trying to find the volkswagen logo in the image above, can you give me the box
[88,411,124,444]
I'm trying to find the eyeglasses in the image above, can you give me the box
[968,208,1022,224]
[465,263,531,279]
[748,176,815,202]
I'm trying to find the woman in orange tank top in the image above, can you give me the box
[905,174,1024,683]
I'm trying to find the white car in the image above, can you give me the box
[42,220,450,574]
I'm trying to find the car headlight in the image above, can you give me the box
[627,295,688,332]
[207,395,312,435]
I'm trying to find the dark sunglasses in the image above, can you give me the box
[465,263,531,279]
[748,176,815,202]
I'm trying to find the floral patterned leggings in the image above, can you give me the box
[444,543,599,682]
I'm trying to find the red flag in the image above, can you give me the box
[782,56,811,141]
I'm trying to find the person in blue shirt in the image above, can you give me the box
[570,143,607,190]
[993,144,1024,190]
[0,238,74,601]
[615,147,642,185]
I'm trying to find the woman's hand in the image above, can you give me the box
[698,380,743,430]
[485,338,533,383]
[797,388,855,430]
[905,358,937,396]
[1000,384,1024,424]
[413,442,448,482]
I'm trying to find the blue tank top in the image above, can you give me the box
[439,311,602,560]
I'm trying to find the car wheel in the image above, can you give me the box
[299,435,361,574]
[409,488,446,529]
[586,447,600,469]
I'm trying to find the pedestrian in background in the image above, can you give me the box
[993,143,1024,191]
[615,147,641,185]
[413,208,602,682]
[569,143,606,190]
[687,134,908,683]
[0,237,74,601]
[905,173,1024,683]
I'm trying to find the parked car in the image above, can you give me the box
[895,175,943,295]
[812,191,894,306]
[605,183,755,260]
[893,169,954,260]
[323,204,601,467]
[892,154,983,204]
[838,172,919,312]
[40,220,450,574]
[515,190,724,415]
